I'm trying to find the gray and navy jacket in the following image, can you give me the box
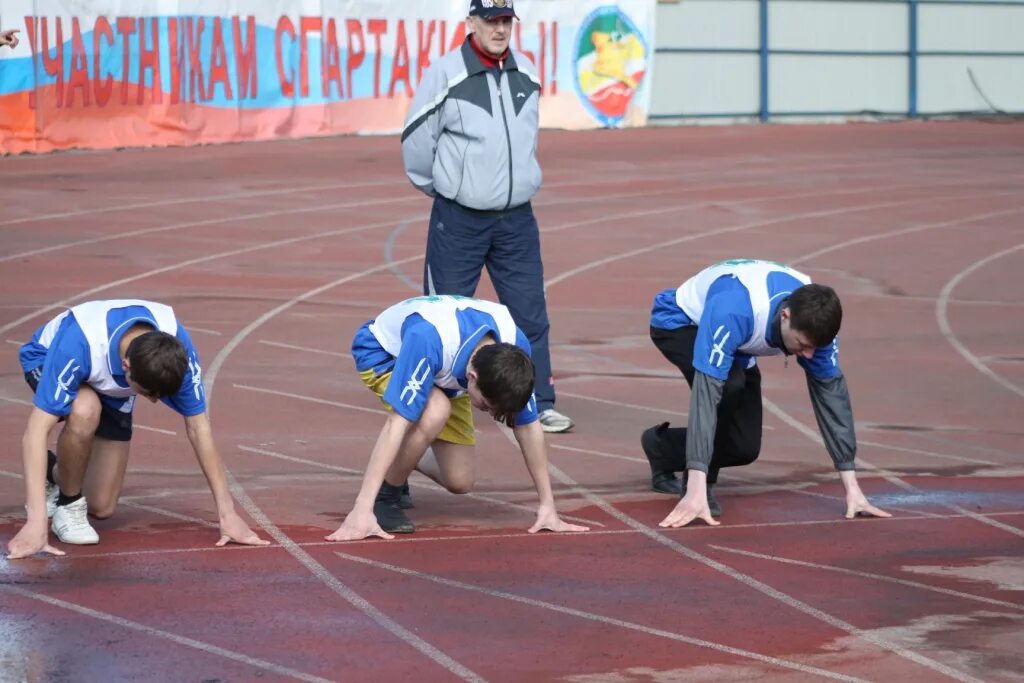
[401,36,542,212]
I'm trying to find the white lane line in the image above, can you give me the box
[237,445,603,528]
[550,443,646,464]
[936,243,1024,400]
[708,544,1024,612]
[233,385,388,417]
[27,511,1024,562]
[491,382,985,683]
[859,440,997,467]
[761,396,1024,539]
[186,326,222,336]
[332,551,868,683]
[0,586,335,683]
[258,340,348,357]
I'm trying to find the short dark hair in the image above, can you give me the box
[471,342,535,428]
[787,284,842,348]
[126,331,188,398]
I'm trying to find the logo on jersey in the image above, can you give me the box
[399,358,432,406]
[709,325,731,368]
[189,356,204,400]
[54,358,81,405]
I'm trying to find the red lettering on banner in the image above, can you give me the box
[448,21,466,52]
[116,17,136,105]
[367,19,387,98]
[186,18,206,102]
[138,18,162,105]
[345,19,365,100]
[389,20,411,98]
[66,18,90,108]
[40,18,65,108]
[551,21,558,95]
[514,24,535,66]
[322,19,344,98]
[168,18,184,104]
[94,17,114,106]
[208,19,233,100]
[276,16,296,99]
[234,16,258,99]
[299,17,322,98]
[23,17,39,109]
[415,20,434,84]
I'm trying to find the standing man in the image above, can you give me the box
[401,0,574,434]
[6,299,268,559]
[642,259,891,527]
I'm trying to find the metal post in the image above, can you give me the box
[759,0,769,122]
[908,0,918,117]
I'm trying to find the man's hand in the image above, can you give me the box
[7,520,65,559]
[528,504,589,534]
[215,511,270,547]
[844,491,891,519]
[0,29,20,48]
[326,509,394,542]
[839,470,891,520]
[658,490,720,528]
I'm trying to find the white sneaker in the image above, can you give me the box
[45,481,58,519]
[51,497,99,545]
[538,409,575,433]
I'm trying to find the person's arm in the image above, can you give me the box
[401,60,447,197]
[803,355,890,520]
[658,371,723,529]
[183,413,269,547]
[326,411,414,542]
[6,408,65,559]
[512,420,589,534]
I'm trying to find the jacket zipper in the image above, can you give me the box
[496,68,514,210]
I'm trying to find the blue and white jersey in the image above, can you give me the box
[651,260,841,381]
[352,296,538,427]
[19,300,206,418]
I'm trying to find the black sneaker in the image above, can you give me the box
[706,484,722,518]
[374,482,415,534]
[641,423,682,495]
[398,482,413,510]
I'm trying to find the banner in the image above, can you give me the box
[0,1,656,154]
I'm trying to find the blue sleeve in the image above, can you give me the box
[691,292,754,381]
[798,336,842,379]
[32,322,92,417]
[513,329,538,427]
[160,326,207,417]
[382,323,445,423]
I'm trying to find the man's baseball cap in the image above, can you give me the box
[469,0,519,20]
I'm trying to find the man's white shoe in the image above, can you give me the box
[45,481,58,519]
[538,409,575,433]
[51,497,99,545]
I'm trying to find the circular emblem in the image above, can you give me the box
[572,7,649,127]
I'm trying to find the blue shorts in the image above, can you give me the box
[24,369,133,442]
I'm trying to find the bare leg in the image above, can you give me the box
[56,386,102,497]
[416,442,475,494]
[82,437,131,519]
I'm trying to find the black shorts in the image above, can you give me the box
[24,369,133,442]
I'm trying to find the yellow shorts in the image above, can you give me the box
[359,369,476,446]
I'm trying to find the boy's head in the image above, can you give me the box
[467,342,535,428]
[123,331,188,400]
[780,283,842,357]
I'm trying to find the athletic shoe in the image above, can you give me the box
[51,497,99,545]
[374,482,414,534]
[538,409,574,433]
[45,481,59,519]
[398,482,413,510]
[706,485,722,518]
[641,423,682,495]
